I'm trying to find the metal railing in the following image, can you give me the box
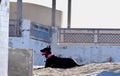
[58,28,120,45]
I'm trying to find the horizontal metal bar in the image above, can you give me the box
[59,28,120,30]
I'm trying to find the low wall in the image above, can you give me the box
[8,48,33,76]
[53,45,120,65]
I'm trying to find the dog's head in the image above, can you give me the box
[40,45,51,57]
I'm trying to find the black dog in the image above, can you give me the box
[40,46,82,69]
[45,55,80,68]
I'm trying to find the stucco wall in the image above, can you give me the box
[10,2,62,27]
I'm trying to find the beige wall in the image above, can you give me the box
[10,2,62,27]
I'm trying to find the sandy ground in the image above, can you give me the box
[33,62,120,76]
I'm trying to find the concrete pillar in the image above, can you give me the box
[51,27,59,55]
[0,0,9,76]
[51,0,58,54]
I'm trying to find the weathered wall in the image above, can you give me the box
[54,45,120,64]
[9,19,120,66]
[8,48,33,76]
[0,0,9,76]
[9,20,48,65]
[51,28,120,65]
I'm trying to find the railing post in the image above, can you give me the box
[0,0,1,4]
[94,30,98,43]
[52,0,56,27]
[17,0,22,36]
[67,0,72,29]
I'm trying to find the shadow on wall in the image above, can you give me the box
[97,71,120,76]
[0,0,1,4]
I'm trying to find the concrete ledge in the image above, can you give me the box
[8,48,33,76]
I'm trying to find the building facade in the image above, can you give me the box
[9,2,120,66]
[10,2,62,27]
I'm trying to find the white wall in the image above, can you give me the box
[55,45,120,64]
[0,0,9,76]
[9,19,120,66]
[51,27,120,65]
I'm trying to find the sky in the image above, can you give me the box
[10,0,120,28]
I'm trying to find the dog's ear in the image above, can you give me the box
[47,45,51,49]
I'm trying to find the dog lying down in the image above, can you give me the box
[40,46,83,69]
[45,55,82,69]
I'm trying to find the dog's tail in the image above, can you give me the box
[77,64,84,66]
[72,59,84,67]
